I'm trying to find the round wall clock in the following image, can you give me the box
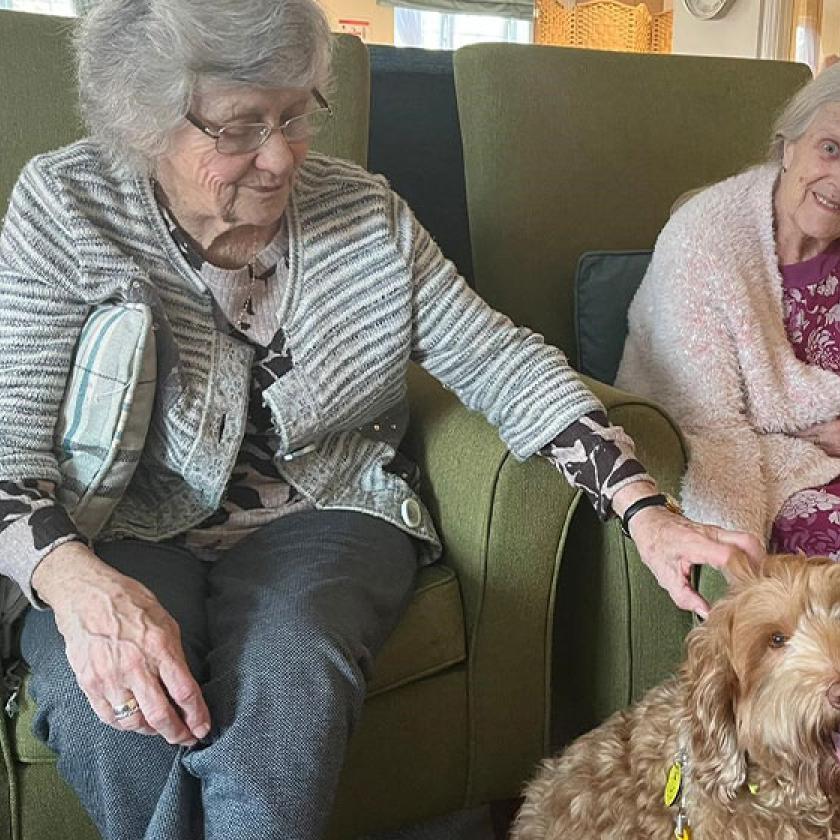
[682,0,737,19]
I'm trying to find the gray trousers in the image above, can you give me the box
[21,509,418,840]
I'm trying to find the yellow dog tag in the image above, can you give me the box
[677,829,692,840]
[664,762,682,807]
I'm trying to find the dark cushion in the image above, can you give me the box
[368,45,473,285]
[574,249,653,385]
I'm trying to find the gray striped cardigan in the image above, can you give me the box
[0,140,603,599]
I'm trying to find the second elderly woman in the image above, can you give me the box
[618,63,840,558]
[0,0,761,838]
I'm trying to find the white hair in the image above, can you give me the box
[770,63,840,161]
[76,0,332,174]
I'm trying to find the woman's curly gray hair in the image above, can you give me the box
[77,0,332,174]
[770,62,840,161]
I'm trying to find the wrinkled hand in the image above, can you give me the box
[628,506,765,618]
[32,543,209,745]
[793,419,840,457]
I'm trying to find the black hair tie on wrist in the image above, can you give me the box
[620,493,669,539]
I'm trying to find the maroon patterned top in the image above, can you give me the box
[770,241,840,557]
[781,241,840,367]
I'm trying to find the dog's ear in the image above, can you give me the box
[682,601,746,802]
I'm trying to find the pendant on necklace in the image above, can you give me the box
[235,258,258,333]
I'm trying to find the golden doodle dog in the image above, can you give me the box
[511,553,840,839]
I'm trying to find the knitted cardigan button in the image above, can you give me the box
[400,498,422,528]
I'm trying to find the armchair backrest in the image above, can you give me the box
[315,34,370,168]
[453,44,811,364]
[0,11,80,215]
[0,10,369,214]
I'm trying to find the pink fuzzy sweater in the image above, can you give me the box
[616,164,840,540]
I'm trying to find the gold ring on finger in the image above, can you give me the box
[112,697,140,722]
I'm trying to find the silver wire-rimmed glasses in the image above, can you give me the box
[185,89,333,155]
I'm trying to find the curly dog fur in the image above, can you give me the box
[512,554,840,839]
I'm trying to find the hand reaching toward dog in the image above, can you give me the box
[792,418,840,457]
[613,482,765,618]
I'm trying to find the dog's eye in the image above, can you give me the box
[769,632,789,648]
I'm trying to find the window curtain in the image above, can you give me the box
[378,0,534,21]
[790,0,822,72]
[758,0,794,60]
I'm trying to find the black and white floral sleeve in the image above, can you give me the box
[0,480,85,604]
[540,411,652,520]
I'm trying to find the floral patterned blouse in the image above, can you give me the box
[771,241,840,558]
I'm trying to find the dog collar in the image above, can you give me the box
[664,746,692,839]
[665,745,760,839]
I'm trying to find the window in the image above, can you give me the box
[0,0,75,14]
[394,7,532,50]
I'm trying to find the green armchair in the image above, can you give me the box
[0,12,691,839]
[452,42,814,687]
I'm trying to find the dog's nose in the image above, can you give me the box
[828,682,840,709]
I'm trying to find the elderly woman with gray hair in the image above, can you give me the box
[0,1,761,838]
[618,64,840,560]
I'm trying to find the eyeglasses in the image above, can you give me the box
[185,89,333,155]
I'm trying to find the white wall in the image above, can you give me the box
[672,0,763,58]
[319,0,395,44]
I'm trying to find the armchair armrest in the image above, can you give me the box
[405,367,693,803]
[405,364,583,804]
[583,377,727,609]
[552,375,693,749]
[0,695,14,840]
